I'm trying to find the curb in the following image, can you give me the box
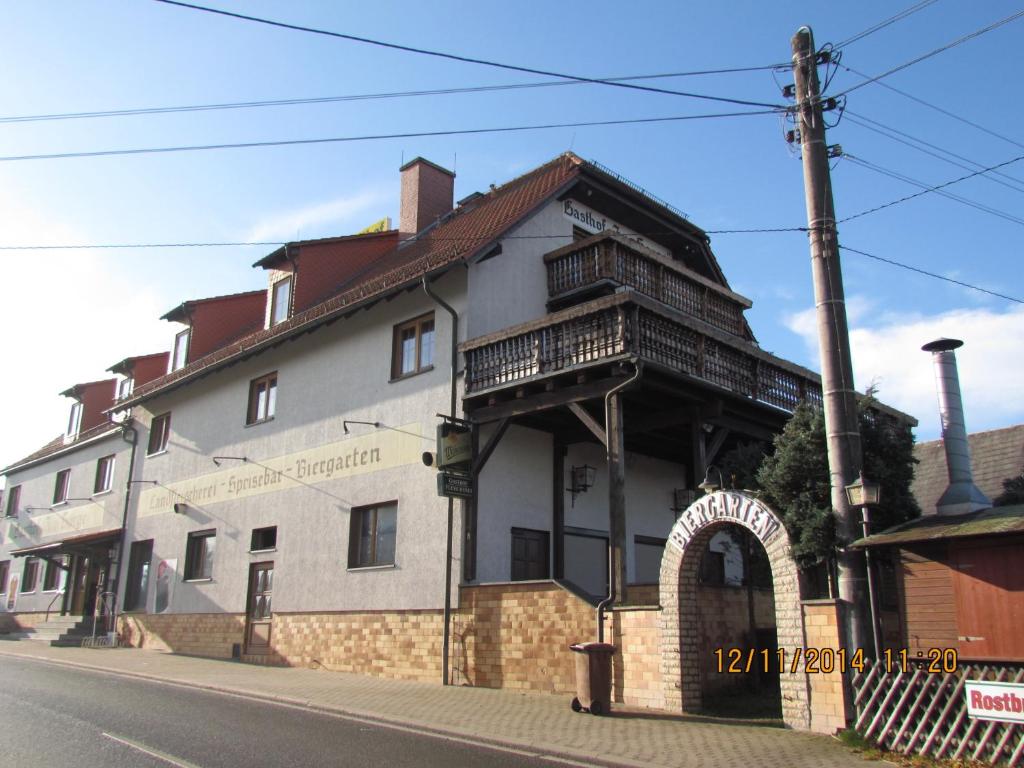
[0,648,646,768]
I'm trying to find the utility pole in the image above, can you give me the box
[790,26,869,657]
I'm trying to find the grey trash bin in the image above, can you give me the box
[569,642,615,715]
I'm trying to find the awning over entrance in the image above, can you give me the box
[10,528,122,558]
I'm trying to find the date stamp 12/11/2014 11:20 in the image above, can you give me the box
[714,647,960,675]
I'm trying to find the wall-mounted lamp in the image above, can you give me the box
[173,503,188,515]
[212,455,248,467]
[567,464,596,507]
[670,488,695,518]
[343,420,380,434]
[23,506,50,514]
[697,465,726,494]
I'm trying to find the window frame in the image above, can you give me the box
[0,560,9,593]
[21,558,39,593]
[171,328,190,372]
[390,312,435,381]
[510,527,551,581]
[250,526,278,553]
[66,401,83,439]
[4,485,20,517]
[348,502,398,569]
[53,469,71,505]
[117,376,134,401]
[42,557,64,592]
[246,372,278,426]
[269,276,292,327]
[184,529,216,581]
[147,412,171,456]
[94,454,115,494]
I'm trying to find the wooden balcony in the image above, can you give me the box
[544,232,753,338]
[461,291,823,414]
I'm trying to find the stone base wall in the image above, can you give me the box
[608,606,663,708]
[453,581,595,693]
[0,612,48,633]
[120,613,245,659]
[697,584,776,695]
[802,600,847,734]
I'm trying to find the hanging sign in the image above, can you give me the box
[437,472,472,499]
[966,680,1024,724]
[5,575,17,611]
[436,422,471,470]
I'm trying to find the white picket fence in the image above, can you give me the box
[851,661,1024,765]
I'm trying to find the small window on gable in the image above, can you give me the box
[53,469,71,505]
[94,454,115,494]
[148,412,171,455]
[391,313,435,380]
[270,276,292,327]
[171,329,190,372]
[251,526,277,552]
[247,373,277,425]
[118,377,134,401]
[66,401,83,439]
[5,485,20,517]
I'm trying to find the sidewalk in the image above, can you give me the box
[0,640,884,768]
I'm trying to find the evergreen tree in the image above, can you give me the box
[994,474,1024,506]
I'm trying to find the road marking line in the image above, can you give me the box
[102,732,204,768]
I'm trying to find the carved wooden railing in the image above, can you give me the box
[461,292,823,414]
[544,233,752,338]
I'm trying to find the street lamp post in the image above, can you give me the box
[845,472,882,659]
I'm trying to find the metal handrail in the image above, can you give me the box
[92,591,117,641]
[45,589,65,623]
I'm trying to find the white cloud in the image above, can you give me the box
[245,189,389,243]
[784,301,1024,440]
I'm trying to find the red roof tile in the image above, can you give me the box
[2,422,121,474]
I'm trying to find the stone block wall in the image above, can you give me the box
[801,600,847,734]
[608,606,663,708]
[0,611,47,633]
[120,613,245,659]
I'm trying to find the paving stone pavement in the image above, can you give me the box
[0,640,887,768]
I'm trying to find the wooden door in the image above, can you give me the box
[245,562,274,654]
[952,542,1024,661]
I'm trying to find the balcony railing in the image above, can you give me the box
[462,292,823,414]
[544,233,752,338]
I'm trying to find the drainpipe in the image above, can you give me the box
[109,418,139,638]
[596,359,642,643]
[422,274,458,685]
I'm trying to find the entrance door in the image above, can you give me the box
[245,562,273,654]
[69,556,102,617]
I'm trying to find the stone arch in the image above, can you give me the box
[659,491,810,729]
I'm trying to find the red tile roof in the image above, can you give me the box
[115,153,585,410]
[2,422,121,475]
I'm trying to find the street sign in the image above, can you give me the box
[966,680,1024,723]
[437,471,472,499]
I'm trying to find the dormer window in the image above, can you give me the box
[118,377,134,401]
[66,401,83,439]
[171,329,190,372]
[270,276,292,327]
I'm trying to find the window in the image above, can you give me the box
[66,401,83,438]
[171,329,190,371]
[4,485,20,517]
[270,276,292,326]
[124,540,153,611]
[634,535,667,585]
[246,373,277,425]
[117,377,134,401]
[250,526,277,552]
[348,503,397,568]
[391,313,435,379]
[0,561,9,593]
[148,412,171,455]
[94,455,115,494]
[43,558,64,592]
[184,530,216,580]
[53,469,71,504]
[511,528,550,581]
[21,559,39,593]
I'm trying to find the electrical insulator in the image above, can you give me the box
[786,130,801,144]
[827,144,843,159]
[782,84,797,99]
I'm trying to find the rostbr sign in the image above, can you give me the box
[966,680,1024,724]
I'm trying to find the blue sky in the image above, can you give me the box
[1,0,1022,470]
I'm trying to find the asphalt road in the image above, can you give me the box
[0,656,575,768]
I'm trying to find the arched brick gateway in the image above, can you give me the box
[659,491,811,729]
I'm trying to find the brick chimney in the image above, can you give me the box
[399,157,455,240]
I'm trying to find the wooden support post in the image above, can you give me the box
[465,426,480,582]
[553,438,567,579]
[608,391,628,604]
[689,409,707,492]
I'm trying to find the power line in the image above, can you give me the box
[844,110,1024,194]
[845,155,1024,227]
[839,151,1024,224]
[839,244,1023,304]
[0,109,778,163]
[153,0,784,110]
[842,65,1024,151]
[0,68,783,125]
[835,0,940,49]
[832,10,1024,98]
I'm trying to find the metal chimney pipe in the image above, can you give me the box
[921,338,991,515]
